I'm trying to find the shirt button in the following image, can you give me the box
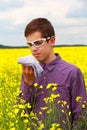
[43,76,46,80]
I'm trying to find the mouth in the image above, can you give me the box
[33,53,40,58]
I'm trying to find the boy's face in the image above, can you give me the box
[26,31,55,64]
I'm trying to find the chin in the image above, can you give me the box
[36,58,43,62]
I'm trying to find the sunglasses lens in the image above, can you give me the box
[34,40,44,47]
[27,43,32,47]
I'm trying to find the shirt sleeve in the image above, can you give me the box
[70,68,86,121]
[20,74,35,103]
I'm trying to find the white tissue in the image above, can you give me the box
[18,55,43,77]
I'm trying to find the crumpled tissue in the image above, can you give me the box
[18,55,43,77]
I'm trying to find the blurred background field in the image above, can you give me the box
[1,46,87,87]
[0,46,87,129]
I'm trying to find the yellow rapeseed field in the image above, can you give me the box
[0,46,87,130]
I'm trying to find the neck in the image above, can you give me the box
[44,52,56,64]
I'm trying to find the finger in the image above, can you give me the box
[22,65,26,72]
[22,65,34,75]
[27,66,34,73]
[22,65,33,71]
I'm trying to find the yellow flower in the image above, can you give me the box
[44,97,50,103]
[27,128,31,130]
[63,101,67,106]
[30,111,35,116]
[46,83,53,89]
[47,108,52,114]
[38,121,44,129]
[46,83,57,89]
[30,111,38,121]
[21,110,25,117]
[39,111,43,115]
[57,100,61,104]
[8,112,15,118]
[61,100,67,107]
[21,110,28,118]
[62,120,66,124]
[18,104,25,109]
[39,85,43,89]
[40,123,44,129]
[52,86,57,91]
[56,128,62,130]
[23,119,28,124]
[50,123,60,130]
[14,108,19,114]
[76,96,83,102]
[41,107,48,111]
[10,128,15,130]
[34,83,38,87]
[26,103,31,109]
[82,104,85,108]
[67,105,69,109]
[9,122,14,127]
[61,109,65,113]
[49,93,60,102]
[68,111,71,116]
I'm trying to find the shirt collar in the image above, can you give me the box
[40,53,61,71]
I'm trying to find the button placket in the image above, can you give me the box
[43,67,48,80]
[41,68,48,86]
[43,76,46,80]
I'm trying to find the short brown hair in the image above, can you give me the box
[24,18,55,38]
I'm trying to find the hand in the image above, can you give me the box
[22,65,35,85]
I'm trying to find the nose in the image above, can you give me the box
[30,45,38,51]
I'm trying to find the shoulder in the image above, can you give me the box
[56,57,82,77]
[57,57,79,71]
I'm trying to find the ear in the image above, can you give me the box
[49,36,55,47]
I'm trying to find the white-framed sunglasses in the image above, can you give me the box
[27,37,50,48]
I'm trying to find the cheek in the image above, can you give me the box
[41,44,51,52]
[41,48,51,59]
[40,47,49,55]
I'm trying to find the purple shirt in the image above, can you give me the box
[20,54,86,123]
